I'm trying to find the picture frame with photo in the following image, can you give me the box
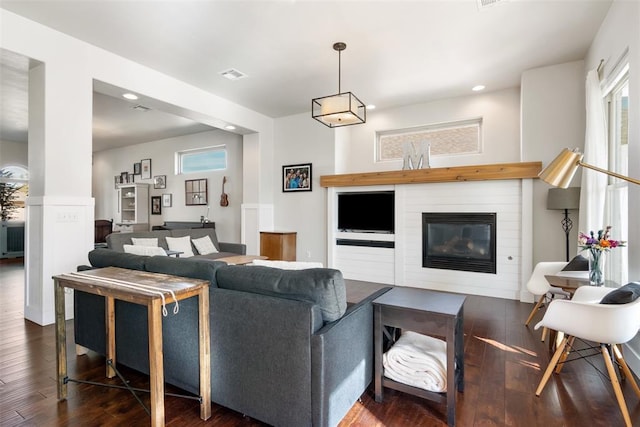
[133,162,142,175]
[120,171,129,184]
[162,193,172,207]
[154,175,166,189]
[151,196,162,215]
[141,159,152,180]
[282,163,312,192]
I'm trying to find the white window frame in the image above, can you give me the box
[175,145,227,175]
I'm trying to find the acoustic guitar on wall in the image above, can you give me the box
[220,176,229,207]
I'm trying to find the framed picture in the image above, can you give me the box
[141,159,152,180]
[282,163,312,192]
[120,171,129,184]
[154,175,166,189]
[162,193,172,207]
[185,178,208,205]
[151,196,162,215]
[133,162,142,175]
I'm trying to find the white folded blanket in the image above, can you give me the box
[382,330,447,393]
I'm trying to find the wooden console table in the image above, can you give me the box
[54,267,211,426]
[373,287,466,426]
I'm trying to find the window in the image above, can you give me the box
[603,64,629,285]
[176,146,227,175]
[376,118,482,163]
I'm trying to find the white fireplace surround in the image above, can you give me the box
[327,179,534,302]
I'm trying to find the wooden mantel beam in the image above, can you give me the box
[320,161,542,188]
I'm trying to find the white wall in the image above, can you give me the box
[584,0,640,374]
[342,87,521,173]
[521,60,586,263]
[273,113,335,263]
[93,129,243,244]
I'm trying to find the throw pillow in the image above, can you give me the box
[165,236,194,257]
[600,282,640,305]
[192,235,218,255]
[123,244,167,256]
[131,237,158,247]
[561,254,589,271]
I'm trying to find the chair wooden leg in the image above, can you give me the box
[602,344,632,427]
[541,327,548,342]
[555,336,576,374]
[536,336,569,396]
[613,344,640,399]
[525,295,546,326]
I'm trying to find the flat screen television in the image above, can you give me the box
[337,191,394,233]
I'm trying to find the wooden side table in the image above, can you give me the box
[373,287,466,426]
[260,231,297,261]
[54,267,211,426]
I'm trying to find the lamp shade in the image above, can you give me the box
[538,148,583,188]
[312,92,365,127]
[547,187,581,210]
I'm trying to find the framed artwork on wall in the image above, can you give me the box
[162,193,172,207]
[154,175,166,189]
[133,162,142,175]
[141,159,152,180]
[185,178,208,205]
[282,163,312,192]
[151,196,162,215]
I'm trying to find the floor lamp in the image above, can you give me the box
[547,187,580,262]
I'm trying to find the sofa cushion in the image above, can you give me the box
[166,236,195,257]
[88,248,147,270]
[170,228,220,251]
[131,237,158,247]
[251,259,323,270]
[216,265,347,323]
[144,256,222,287]
[123,244,167,256]
[192,235,218,255]
[107,230,172,251]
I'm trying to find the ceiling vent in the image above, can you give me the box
[132,104,151,112]
[477,0,507,10]
[219,68,248,81]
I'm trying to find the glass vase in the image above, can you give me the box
[588,249,605,286]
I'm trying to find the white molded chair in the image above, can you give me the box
[535,286,640,427]
[524,261,571,341]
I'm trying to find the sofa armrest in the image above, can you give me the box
[218,242,246,255]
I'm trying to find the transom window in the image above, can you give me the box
[176,146,227,175]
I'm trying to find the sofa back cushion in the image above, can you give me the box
[170,228,220,252]
[216,265,347,323]
[107,230,172,252]
[144,256,223,287]
[88,248,147,270]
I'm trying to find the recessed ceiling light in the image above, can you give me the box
[122,93,138,100]
[366,105,376,110]
[225,125,236,130]
[472,85,485,92]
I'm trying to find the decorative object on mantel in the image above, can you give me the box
[402,142,431,170]
[547,187,581,261]
[320,161,542,188]
[579,226,626,286]
[154,175,166,189]
[539,147,640,188]
[220,176,229,207]
[140,158,152,180]
[151,196,162,215]
[185,178,208,205]
[311,42,366,128]
[283,164,312,192]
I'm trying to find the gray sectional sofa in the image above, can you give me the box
[74,249,389,426]
[105,227,246,259]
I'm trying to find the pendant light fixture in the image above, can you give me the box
[312,42,366,127]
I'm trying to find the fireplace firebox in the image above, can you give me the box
[422,212,496,274]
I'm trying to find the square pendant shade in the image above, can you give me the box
[312,92,366,128]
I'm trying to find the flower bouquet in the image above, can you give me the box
[578,226,626,285]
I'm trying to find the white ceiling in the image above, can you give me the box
[0,0,612,150]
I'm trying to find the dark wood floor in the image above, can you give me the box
[1,258,639,426]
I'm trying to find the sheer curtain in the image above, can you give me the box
[577,68,608,239]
